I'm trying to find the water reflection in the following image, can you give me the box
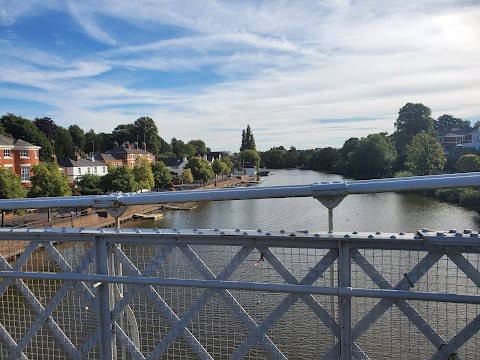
[131,170,480,233]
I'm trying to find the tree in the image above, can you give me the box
[133,158,154,190]
[34,117,58,138]
[151,161,172,188]
[0,168,27,199]
[171,138,196,158]
[344,134,397,179]
[309,147,340,172]
[455,154,480,173]
[69,124,86,154]
[77,174,103,195]
[240,125,256,151]
[180,168,194,184]
[29,163,71,197]
[1,113,53,161]
[100,165,138,193]
[188,139,207,154]
[240,149,261,168]
[435,114,471,134]
[54,127,74,159]
[405,133,446,175]
[221,156,233,175]
[394,103,435,151]
[212,158,228,183]
[185,157,214,184]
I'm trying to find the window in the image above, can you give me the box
[21,165,30,182]
[130,162,135,167]
[147,154,151,160]
[130,154,135,159]
[103,167,106,174]
[3,150,10,158]
[20,150,29,158]
[34,150,38,159]
[94,167,97,174]
[78,168,82,175]
[87,167,91,174]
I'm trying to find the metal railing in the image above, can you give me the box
[0,173,479,359]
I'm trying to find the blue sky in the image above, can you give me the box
[1,1,479,152]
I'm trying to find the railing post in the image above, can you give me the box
[95,235,113,359]
[338,241,352,360]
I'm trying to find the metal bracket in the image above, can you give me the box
[106,206,128,219]
[312,181,347,209]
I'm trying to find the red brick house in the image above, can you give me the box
[96,141,154,168]
[0,134,41,187]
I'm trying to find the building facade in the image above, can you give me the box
[98,141,154,168]
[0,134,41,187]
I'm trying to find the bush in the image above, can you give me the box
[394,171,414,178]
[458,188,480,208]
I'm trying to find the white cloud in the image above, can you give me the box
[0,1,480,151]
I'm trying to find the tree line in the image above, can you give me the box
[260,102,479,179]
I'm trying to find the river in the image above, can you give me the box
[131,169,480,233]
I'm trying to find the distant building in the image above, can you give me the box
[161,157,188,175]
[0,134,41,187]
[98,141,154,168]
[57,153,108,184]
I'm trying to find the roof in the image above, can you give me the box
[95,153,117,161]
[0,134,39,148]
[57,158,106,167]
[161,157,185,167]
[105,144,151,155]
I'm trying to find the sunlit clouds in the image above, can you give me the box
[0,0,479,151]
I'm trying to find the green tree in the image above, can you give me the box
[221,156,233,175]
[0,168,27,199]
[151,161,172,188]
[133,158,154,190]
[180,168,194,184]
[188,139,207,153]
[34,117,58,138]
[1,113,53,161]
[212,158,228,182]
[309,147,340,172]
[29,163,71,197]
[435,114,471,134]
[345,134,397,179]
[100,165,138,193]
[68,124,86,154]
[455,154,480,173]
[77,174,103,195]
[240,125,256,151]
[185,157,214,184]
[405,133,446,175]
[54,127,74,159]
[240,149,261,168]
[394,103,435,152]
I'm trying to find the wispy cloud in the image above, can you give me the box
[0,0,479,151]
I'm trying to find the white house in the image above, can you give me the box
[161,157,188,175]
[463,128,480,150]
[58,154,108,184]
[233,161,257,177]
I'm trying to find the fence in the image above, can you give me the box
[0,173,479,359]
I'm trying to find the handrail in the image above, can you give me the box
[0,172,478,210]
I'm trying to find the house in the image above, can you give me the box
[462,128,480,151]
[233,161,257,177]
[0,134,41,187]
[161,157,188,175]
[196,151,224,163]
[57,153,108,184]
[99,141,154,168]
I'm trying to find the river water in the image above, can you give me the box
[131,169,480,233]
[4,170,480,359]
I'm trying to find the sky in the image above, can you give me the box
[0,1,479,152]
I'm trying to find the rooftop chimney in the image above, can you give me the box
[134,141,138,149]
[126,141,131,149]
[142,142,147,151]
[113,141,118,148]
[52,154,57,163]
[75,151,80,161]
